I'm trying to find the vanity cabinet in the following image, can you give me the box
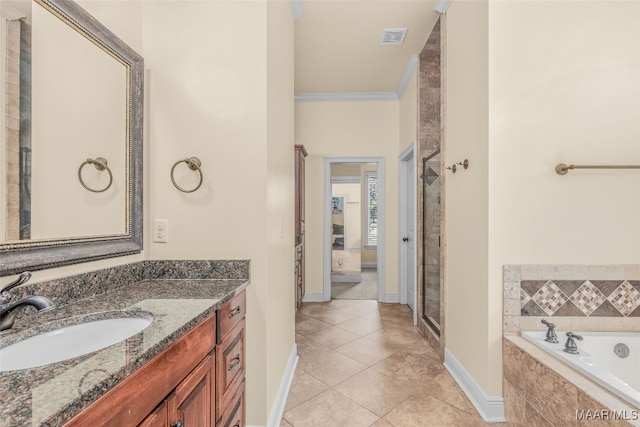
[65,291,246,427]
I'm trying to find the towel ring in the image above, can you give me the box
[78,157,113,193]
[171,157,203,193]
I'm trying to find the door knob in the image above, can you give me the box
[402,237,409,242]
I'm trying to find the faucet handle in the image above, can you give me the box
[563,332,583,354]
[541,319,558,343]
[0,272,32,304]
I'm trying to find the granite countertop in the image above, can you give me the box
[0,272,249,426]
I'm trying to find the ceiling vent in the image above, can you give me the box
[380,28,407,45]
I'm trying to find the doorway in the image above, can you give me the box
[323,157,385,302]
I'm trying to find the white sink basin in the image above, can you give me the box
[0,316,153,372]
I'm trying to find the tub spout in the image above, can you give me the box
[563,332,583,354]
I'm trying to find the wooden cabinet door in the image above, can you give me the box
[168,353,215,427]
[138,401,169,427]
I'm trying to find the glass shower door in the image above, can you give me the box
[422,151,441,335]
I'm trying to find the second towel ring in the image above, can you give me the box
[78,157,113,192]
[171,157,203,193]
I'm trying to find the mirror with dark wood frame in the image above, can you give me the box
[0,0,143,276]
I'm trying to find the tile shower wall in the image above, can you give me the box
[504,265,640,334]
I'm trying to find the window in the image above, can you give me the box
[365,171,378,247]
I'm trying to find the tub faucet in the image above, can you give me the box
[563,332,583,354]
[541,319,558,343]
[0,272,54,333]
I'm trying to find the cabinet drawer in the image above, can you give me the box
[216,320,244,416]
[217,387,244,427]
[217,291,246,344]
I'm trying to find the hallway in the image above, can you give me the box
[282,300,491,426]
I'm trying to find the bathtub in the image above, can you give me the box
[522,330,640,410]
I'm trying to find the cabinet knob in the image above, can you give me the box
[171,421,183,427]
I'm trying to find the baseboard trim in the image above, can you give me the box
[302,292,324,302]
[331,275,362,283]
[267,343,299,427]
[361,262,377,269]
[383,293,399,303]
[443,348,506,423]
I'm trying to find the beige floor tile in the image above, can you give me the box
[371,349,445,383]
[300,305,361,325]
[370,418,394,427]
[335,316,383,336]
[327,299,380,314]
[335,336,405,366]
[334,368,419,417]
[295,314,332,334]
[365,325,422,347]
[284,368,330,412]
[299,325,360,349]
[425,370,478,415]
[280,417,293,427]
[297,350,367,386]
[383,393,485,427]
[283,389,379,427]
[295,333,331,358]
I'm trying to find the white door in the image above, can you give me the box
[405,156,416,311]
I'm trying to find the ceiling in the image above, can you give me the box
[293,0,441,97]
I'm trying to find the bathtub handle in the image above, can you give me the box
[564,332,583,355]
[541,319,558,343]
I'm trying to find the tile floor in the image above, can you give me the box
[281,300,494,426]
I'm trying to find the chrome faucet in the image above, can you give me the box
[0,272,54,333]
[541,319,558,343]
[563,332,583,354]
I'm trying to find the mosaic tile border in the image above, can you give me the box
[521,280,640,317]
[503,265,640,334]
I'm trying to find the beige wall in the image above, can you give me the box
[31,1,127,239]
[143,1,293,424]
[445,0,492,392]
[295,100,400,297]
[265,0,296,417]
[399,71,417,152]
[445,0,640,398]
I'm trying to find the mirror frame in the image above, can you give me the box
[0,0,143,276]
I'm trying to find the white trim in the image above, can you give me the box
[396,54,418,99]
[434,0,453,13]
[383,293,399,303]
[290,0,303,20]
[295,92,398,103]
[301,292,324,302]
[324,157,385,302]
[330,274,362,283]
[267,344,299,427]
[444,349,506,423]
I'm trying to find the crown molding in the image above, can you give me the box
[295,54,418,103]
[434,0,453,14]
[290,0,303,20]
